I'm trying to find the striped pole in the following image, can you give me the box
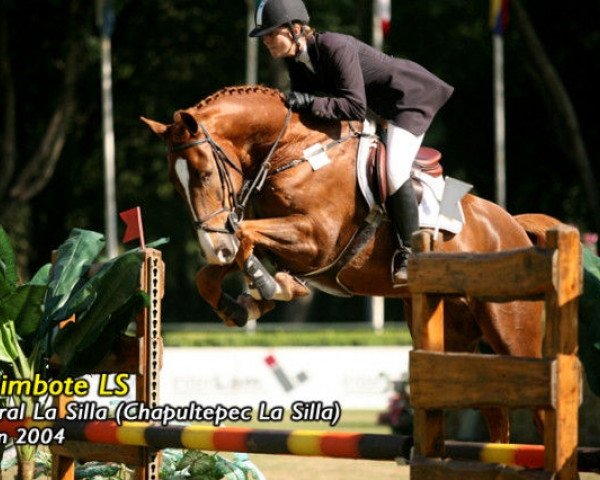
[1,420,598,471]
[0,419,412,461]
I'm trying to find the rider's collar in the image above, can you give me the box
[295,44,315,73]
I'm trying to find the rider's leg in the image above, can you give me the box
[385,124,423,282]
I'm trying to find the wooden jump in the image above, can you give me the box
[51,249,164,480]
[408,225,583,480]
[19,226,589,479]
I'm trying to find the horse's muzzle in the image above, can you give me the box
[197,231,240,265]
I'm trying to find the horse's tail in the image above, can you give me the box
[513,213,564,248]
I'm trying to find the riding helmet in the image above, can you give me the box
[249,0,310,37]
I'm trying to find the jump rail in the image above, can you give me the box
[407,225,583,480]
[3,418,599,470]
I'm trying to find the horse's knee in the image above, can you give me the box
[195,268,222,308]
[273,272,310,301]
[235,225,255,262]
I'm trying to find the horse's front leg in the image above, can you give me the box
[195,263,274,327]
[236,215,314,301]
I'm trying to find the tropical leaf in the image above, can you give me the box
[57,291,148,378]
[579,247,600,397]
[0,226,19,300]
[30,264,51,286]
[0,284,47,339]
[0,322,29,377]
[0,263,51,364]
[0,322,19,365]
[50,252,145,369]
[177,451,221,480]
[75,462,120,479]
[44,229,105,320]
[40,249,136,337]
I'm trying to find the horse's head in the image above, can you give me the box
[142,110,243,265]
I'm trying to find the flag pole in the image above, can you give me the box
[245,0,258,85]
[493,33,506,209]
[96,0,118,258]
[367,0,391,334]
[490,0,508,209]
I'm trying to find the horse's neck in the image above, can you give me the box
[208,97,321,174]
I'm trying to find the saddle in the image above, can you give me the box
[366,140,443,205]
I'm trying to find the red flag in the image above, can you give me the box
[376,0,391,39]
[119,206,145,249]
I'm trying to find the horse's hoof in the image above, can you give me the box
[217,294,248,327]
[244,255,277,300]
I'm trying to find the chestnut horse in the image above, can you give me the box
[143,85,552,442]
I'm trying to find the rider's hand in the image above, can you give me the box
[285,91,315,111]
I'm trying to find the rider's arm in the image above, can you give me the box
[309,34,367,121]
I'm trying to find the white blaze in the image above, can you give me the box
[174,158,239,264]
[174,158,217,257]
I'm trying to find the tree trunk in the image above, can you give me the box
[0,0,85,226]
[512,0,600,233]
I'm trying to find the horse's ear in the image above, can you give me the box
[141,116,168,138]
[178,111,200,136]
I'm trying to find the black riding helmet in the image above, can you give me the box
[249,0,310,37]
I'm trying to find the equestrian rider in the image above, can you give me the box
[250,0,453,283]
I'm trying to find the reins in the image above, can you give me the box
[237,108,293,213]
[167,107,359,235]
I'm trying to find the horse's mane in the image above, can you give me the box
[194,85,283,110]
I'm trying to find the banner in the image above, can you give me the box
[490,0,509,35]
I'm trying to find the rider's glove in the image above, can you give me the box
[285,91,315,111]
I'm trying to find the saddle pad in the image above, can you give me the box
[357,120,465,235]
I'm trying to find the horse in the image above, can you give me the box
[142,85,555,443]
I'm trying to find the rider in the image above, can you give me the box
[250,0,453,283]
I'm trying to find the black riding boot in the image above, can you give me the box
[386,180,419,283]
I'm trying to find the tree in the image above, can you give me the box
[0,1,95,269]
[512,0,600,234]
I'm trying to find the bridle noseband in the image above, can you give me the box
[169,109,292,234]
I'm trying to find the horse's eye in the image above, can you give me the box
[192,169,211,183]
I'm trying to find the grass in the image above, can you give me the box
[162,326,413,347]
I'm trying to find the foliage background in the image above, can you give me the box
[1,0,598,325]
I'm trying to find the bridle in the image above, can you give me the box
[169,109,292,234]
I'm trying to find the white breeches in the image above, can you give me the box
[386,124,424,194]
